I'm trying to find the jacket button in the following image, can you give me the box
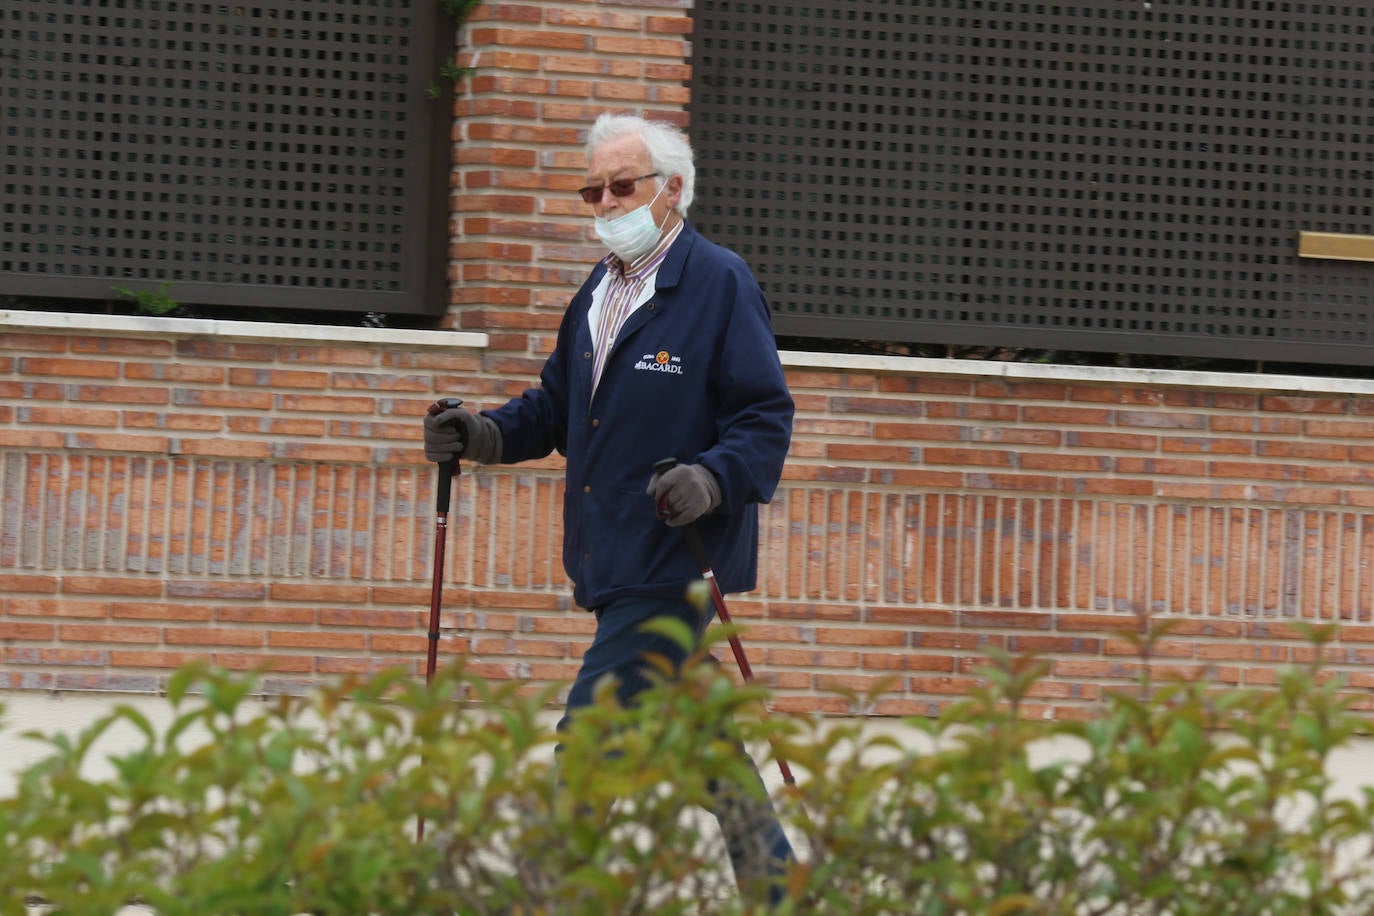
[592,418,600,427]
[583,485,591,493]
[584,351,591,359]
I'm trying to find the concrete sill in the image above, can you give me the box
[0,310,489,351]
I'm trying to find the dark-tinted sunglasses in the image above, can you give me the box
[577,172,659,204]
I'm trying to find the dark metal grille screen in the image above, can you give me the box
[1,0,452,315]
[689,0,1374,366]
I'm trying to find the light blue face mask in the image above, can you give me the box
[593,180,667,263]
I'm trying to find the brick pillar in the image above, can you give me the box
[444,1,694,375]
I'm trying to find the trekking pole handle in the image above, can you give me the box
[427,397,465,513]
[652,457,714,569]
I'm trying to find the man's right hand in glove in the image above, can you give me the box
[423,400,502,465]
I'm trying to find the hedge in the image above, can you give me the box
[3,619,1373,915]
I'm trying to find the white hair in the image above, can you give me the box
[586,113,696,216]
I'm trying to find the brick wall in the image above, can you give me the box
[5,2,1374,719]
[4,313,1374,719]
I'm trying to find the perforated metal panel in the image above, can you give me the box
[0,0,452,315]
[689,1,1374,365]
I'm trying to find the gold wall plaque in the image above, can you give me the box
[1297,232,1374,263]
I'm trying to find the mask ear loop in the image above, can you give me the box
[642,178,668,231]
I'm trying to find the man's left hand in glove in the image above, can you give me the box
[647,463,722,527]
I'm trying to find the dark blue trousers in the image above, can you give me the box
[559,594,795,905]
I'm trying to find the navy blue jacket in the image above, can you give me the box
[483,222,794,610]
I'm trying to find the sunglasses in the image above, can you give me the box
[577,172,660,204]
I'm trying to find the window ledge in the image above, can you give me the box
[779,349,1374,397]
[0,310,489,350]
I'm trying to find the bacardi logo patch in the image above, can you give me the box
[635,350,684,375]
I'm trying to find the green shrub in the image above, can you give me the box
[3,620,1374,914]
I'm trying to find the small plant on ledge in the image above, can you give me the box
[110,281,180,317]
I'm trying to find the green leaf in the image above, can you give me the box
[636,614,697,654]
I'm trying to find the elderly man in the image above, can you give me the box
[424,112,796,905]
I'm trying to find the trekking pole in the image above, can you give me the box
[653,457,796,786]
[418,397,464,842]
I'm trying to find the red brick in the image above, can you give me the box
[281,347,381,368]
[175,340,278,361]
[317,608,420,629]
[828,443,915,462]
[829,396,926,417]
[21,406,120,427]
[8,648,109,666]
[276,394,377,415]
[69,385,171,406]
[111,602,213,622]
[185,439,276,461]
[163,628,265,647]
[866,467,965,487]
[60,624,160,644]
[861,653,956,672]
[124,362,226,383]
[1260,395,1347,414]
[215,653,315,673]
[1256,440,1348,461]
[1103,638,1194,658]
[216,606,317,625]
[269,584,369,603]
[1114,457,1207,476]
[62,577,164,597]
[974,381,1069,400]
[167,581,268,600]
[815,673,894,693]
[864,606,954,629]
[8,598,109,619]
[172,389,274,410]
[317,656,415,675]
[0,575,59,594]
[0,430,64,448]
[768,602,861,623]
[0,622,56,640]
[593,35,682,57]
[916,633,1003,652]
[371,633,462,654]
[1212,415,1302,435]
[67,433,170,453]
[227,416,328,437]
[124,411,226,432]
[227,367,330,389]
[268,631,366,650]
[907,675,984,695]
[1021,406,1113,426]
[1161,436,1254,455]
[542,55,641,78]
[19,357,121,378]
[110,650,200,669]
[763,648,860,668]
[471,26,589,51]
[814,627,908,647]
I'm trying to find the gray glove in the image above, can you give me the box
[423,402,502,465]
[647,463,721,527]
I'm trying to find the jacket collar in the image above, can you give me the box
[652,219,696,292]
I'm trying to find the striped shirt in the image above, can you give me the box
[588,220,683,398]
